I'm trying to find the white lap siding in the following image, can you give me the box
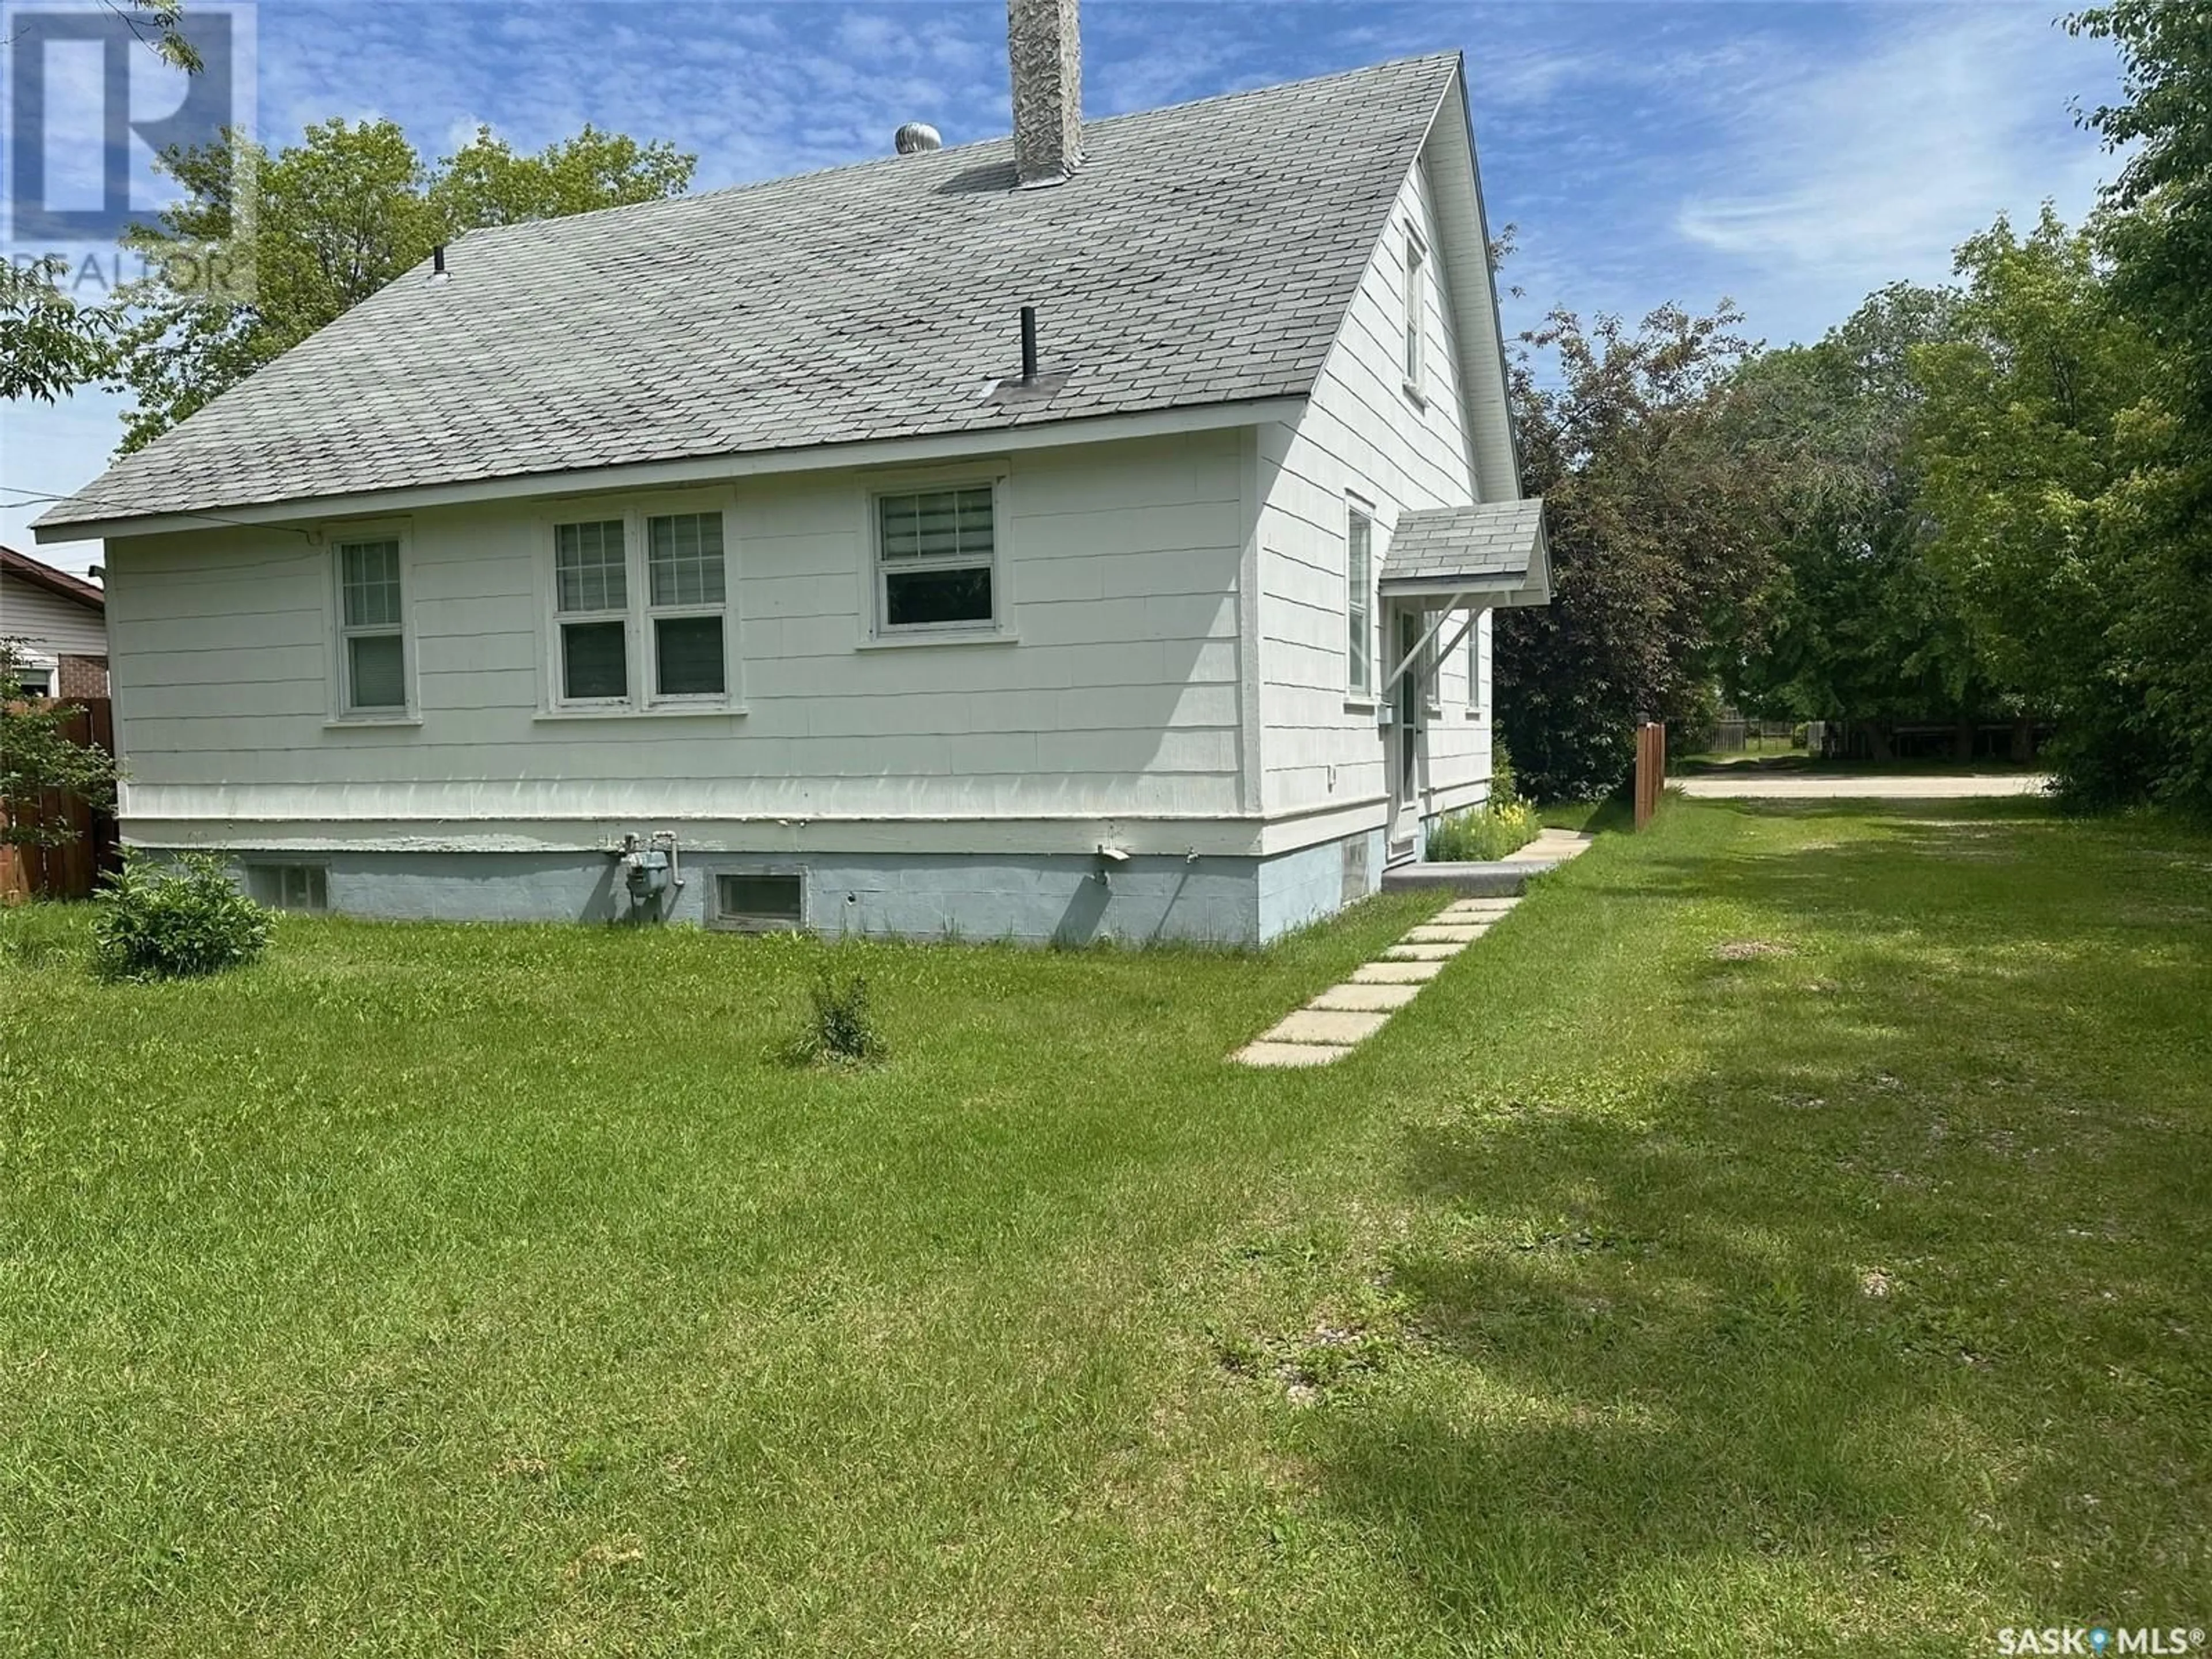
[104,430,1251,851]
[1255,137,1495,849]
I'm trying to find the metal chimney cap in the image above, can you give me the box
[894,122,943,155]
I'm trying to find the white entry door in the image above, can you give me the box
[1387,608,1423,862]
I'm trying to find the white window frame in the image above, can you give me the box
[1346,495,1375,701]
[1402,225,1428,403]
[326,520,417,723]
[538,493,740,715]
[865,468,1010,642]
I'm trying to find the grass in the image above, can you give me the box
[2,801,2207,1655]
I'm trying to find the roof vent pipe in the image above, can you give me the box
[1007,0,1081,188]
[1020,305,1039,383]
[894,122,942,155]
[429,244,448,284]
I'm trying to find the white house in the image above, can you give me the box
[0,547,108,699]
[34,4,1548,944]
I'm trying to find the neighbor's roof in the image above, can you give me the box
[1379,498,1546,594]
[1,545,104,608]
[40,53,1465,532]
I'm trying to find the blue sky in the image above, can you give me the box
[2,0,2126,574]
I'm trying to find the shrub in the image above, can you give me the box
[793,963,884,1065]
[1426,796,1541,862]
[91,853,272,982]
[1490,738,1520,807]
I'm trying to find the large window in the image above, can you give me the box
[338,537,407,711]
[876,485,996,631]
[549,507,731,709]
[1346,504,1373,696]
[554,520,630,702]
[1403,231,1427,396]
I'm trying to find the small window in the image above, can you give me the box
[1403,233,1427,396]
[1346,505,1373,696]
[876,486,996,631]
[250,863,328,912]
[646,512,727,697]
[338,539,406,711]
[554,520,629,702]
[711,871,804,933]
[14,666,52,698]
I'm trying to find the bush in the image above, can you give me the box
[1490,738,1520,807]
[91,853,272,982]
[1426,796,1541,862]
[792,963,884,1066]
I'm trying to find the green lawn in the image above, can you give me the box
[3,801,2207,1655]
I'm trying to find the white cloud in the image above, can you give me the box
[1674,6,2119,321]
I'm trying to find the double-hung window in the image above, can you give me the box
[338,537,407,712]
[549,507,732,710]
[1346,504,1373,698]
[875,484,997,632]
[554,520,630,703]
[1403,231,1427,397]
[646,513,726,697]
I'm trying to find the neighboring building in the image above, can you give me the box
[32,5,1548,943]
[0,546,108,698]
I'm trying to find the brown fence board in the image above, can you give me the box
[0,697,119,902]
[1634,721,1667,832]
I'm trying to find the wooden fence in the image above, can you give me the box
[1634,720,1667,831]
[1,697,119,902]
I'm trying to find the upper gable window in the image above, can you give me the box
[876,485,998,632]
[1402,230,1427,399]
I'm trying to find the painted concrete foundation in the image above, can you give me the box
[218,829,1396,946]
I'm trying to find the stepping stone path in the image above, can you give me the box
[1233,894,1525,1068]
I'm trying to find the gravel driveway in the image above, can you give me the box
[1676,771,2054,800]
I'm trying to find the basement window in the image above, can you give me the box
[710,872,805,933]
[249,863,328,912]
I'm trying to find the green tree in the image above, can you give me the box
[1495,303,1778,801]
[1909,207,2212,806]
[1,260,116,403]
[1728,284,2017,753]
[108,120,696,449]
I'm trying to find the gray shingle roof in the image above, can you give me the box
[42,53,1463,531]
[1380,498,1544,589]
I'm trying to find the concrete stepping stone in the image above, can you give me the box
[1231,886,1528,1066]
[1309,982,1423,1012]
[1259,1007,1392,1046]
[1351,959,1447,983]
[1234,1040,1353,1068]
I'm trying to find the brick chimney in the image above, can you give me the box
[1008,0,1081,188]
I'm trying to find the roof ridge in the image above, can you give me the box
[440,52,1463,255]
